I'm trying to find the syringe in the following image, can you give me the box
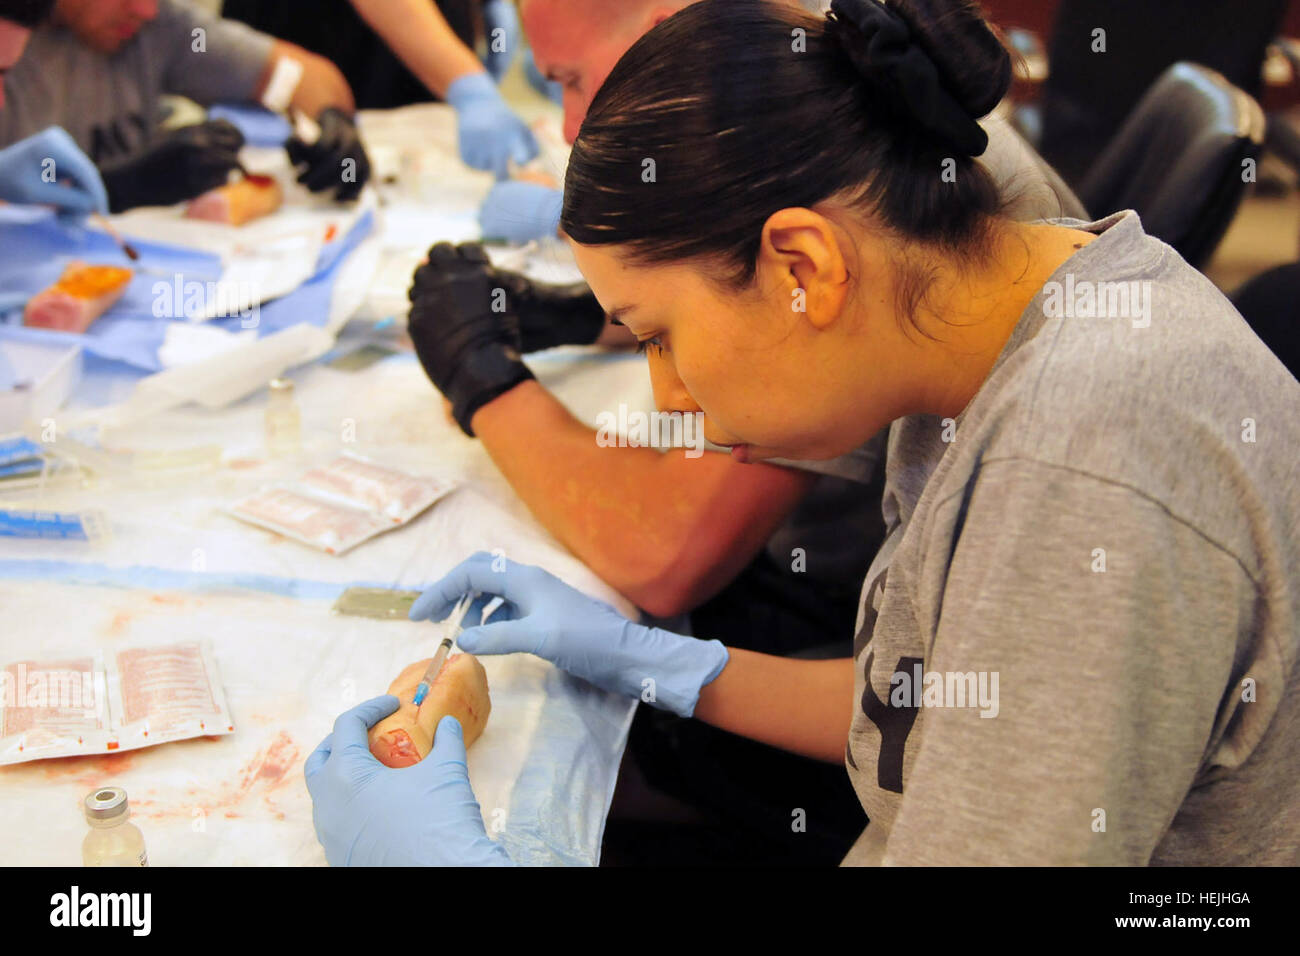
[411,638,453,709]
[411,591,476,708]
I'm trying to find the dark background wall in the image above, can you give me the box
[982,0,1300,109]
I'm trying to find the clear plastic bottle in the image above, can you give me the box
[265,377,302,457]
[82,787,148,867]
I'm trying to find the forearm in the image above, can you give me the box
[348,0,485,98]
[469,381,792,616]
[260,40,356,117]
[695,652,855,763]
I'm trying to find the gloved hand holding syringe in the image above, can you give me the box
[306,555,729,865]
[362,589,499,771]
[411,591,475,710]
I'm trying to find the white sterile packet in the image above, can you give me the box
[0,654,107,763]
[298,453,455,524]
[227,454,457,554]
[105,642,235,750]
[0,641,233,765]
[227,485,392,555]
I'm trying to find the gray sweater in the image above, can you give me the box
[844,211,1300,865]
[0,0,273,162]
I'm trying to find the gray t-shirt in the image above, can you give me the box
[0,0,273,163]
[766,116,1086,591]
[843,210,1300,865]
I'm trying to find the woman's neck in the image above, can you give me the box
[903,221,1096,420]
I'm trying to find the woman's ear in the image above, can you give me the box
[757,208,849,330]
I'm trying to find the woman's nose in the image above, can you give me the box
[647,351,700,415]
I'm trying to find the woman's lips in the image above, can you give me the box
[705,431,756,463]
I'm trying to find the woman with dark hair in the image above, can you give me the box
[307,0,1300,866]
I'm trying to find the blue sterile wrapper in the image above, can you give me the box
[0,509,95,540]
[0,437,43,468]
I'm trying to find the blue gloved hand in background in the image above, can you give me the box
[305,695,515,867]
[410,553,730,718]
[0,127,108,217]
[480,0,522,83]
[445,71,538,179]
[478,180,561,242]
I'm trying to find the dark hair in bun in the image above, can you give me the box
[563,0,1013,308]
[889,0,1011,119]
[0,0,56,28]
[828,0,1011,154]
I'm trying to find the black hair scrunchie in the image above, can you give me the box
[827,0,990,157]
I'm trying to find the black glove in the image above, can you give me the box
[100,120,245,212]
[286,107,371,201]
[486,267,606,353]
[407,242,535,436]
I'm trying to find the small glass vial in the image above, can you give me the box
[82,787,148,867]
[265,377,302,457]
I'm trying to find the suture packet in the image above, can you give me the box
[227,486,392,555]
[0,640,234,765]
[227,454,456,554]
[299,453,454,524]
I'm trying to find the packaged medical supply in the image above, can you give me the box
[325,342,397,372]
[0,508,107,542]
[0,458,44,479]
[0,641,234,765]
[227,454,457,554]
[0,434,91,496]
[299,453,454,523]
[26,426,221,487]
[227,486,392,555]
[0,435,43,467]
[331,586,422,619]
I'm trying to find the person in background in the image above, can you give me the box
[0,0,106,215]
[0,0,42,109]
[223,0,537,178]
[482,0,1078,240]
[309,0,1300,868]
[401,0,1085,864]
[0,0,370,211]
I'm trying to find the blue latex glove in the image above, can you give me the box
[481,0,522,83]
[0,127,108,217]
[478,180,562,242]
[445,71,538,179]
[411,553,730,718]
[304,695,515,867]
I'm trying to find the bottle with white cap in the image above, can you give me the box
[265,377,302,458]
[82,787,148,867]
